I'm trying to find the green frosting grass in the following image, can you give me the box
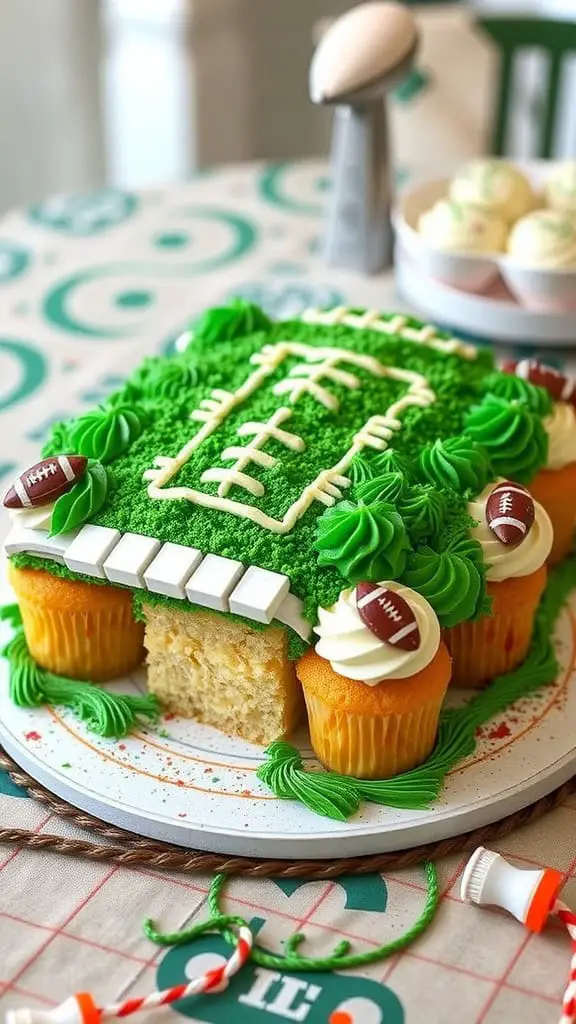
[33,309,506,625]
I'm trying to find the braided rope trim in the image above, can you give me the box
[1,747,575,877]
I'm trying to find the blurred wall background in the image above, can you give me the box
[0,0,574,215]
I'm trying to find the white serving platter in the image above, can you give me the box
[396,253,576,346]
[1,585,575,860]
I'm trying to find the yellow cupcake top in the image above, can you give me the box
[314,582,440,685]
[507,209,576,268]
[545,161,576,215]
[418,199,507,254]
[449,159,534,223]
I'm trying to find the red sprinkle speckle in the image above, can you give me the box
[118,744,126,751]
[164,713,176,721]
[488,722,511,740]
[24,731,41,742]
[176,780,185,787]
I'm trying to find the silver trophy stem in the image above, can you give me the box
[323,100,393,274]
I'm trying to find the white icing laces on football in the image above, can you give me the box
[3,455,87,510]
[485,480,535,546]
[356,581,421,650]
[504,358,576,407]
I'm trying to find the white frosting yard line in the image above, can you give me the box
[301,306,478,360]
[145,340,436,534]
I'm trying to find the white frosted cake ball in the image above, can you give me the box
[507,208,576,267]
[545,161,576,216]
[449,159,534,223]
[417,199,507,253]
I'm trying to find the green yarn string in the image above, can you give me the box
[257,557,576,819]
[144,864,440,972]
[1,621,160,738]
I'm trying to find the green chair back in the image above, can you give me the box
[477,17,576,158]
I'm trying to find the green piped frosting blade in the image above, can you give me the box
[50,460,110,537]
[2,619,160,737]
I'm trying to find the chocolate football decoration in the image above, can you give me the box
[3,455,88,510]
[356,581,421,651]
[486,480,535,546]
[503,358,576,407]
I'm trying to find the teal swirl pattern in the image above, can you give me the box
[0,241,31,283]
[0,339,47,413]
[28,189,139,236]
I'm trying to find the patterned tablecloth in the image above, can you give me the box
[1,161,576,1024]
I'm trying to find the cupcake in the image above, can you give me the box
[507,209,576,267]
[9,564,145,682]
[503,359,576,564]
[449,159,534,223]
[418,199,507,254]
[298,581,451,779]
[444,480,553,689]
[545,161,576,217]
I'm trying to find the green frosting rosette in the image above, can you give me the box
[315,500,410,583]
[402,537,486,628]
[355,471,406,505]
[347,455,375,487]
[418,435,492,494]
[50,460,110,537]
[372,448,414,478]
[398,483,447,544]
[481,372,552,417]
[464,396,548,484]
[65,404,146,463]
[193,298,272,345]
[128,357,199,402]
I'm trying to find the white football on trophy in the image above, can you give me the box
[310,1,418,104]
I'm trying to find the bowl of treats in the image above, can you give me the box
[395,158,576,312]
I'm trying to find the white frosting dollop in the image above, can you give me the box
[468,481,553,581]
[8,503,55,530]
[544,401,576,470]
[314,581,441,685]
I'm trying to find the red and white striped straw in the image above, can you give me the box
[555,902,576,1024]
[5,925,253,1024]
[101,925,253,1020]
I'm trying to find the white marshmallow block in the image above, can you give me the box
[185,553,244,612]
[4,523,79,566]
[274,591,312,641]
[143,542,203,599]
[229,565,290,624]
[103,532,162,588]
[64,524,122,579]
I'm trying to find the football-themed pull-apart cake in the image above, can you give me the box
[3,302,576,784]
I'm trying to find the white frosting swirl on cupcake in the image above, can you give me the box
[468,482,553,581]
[314,582,441,685]
[544,402,576,470]
[8,503,54,530]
